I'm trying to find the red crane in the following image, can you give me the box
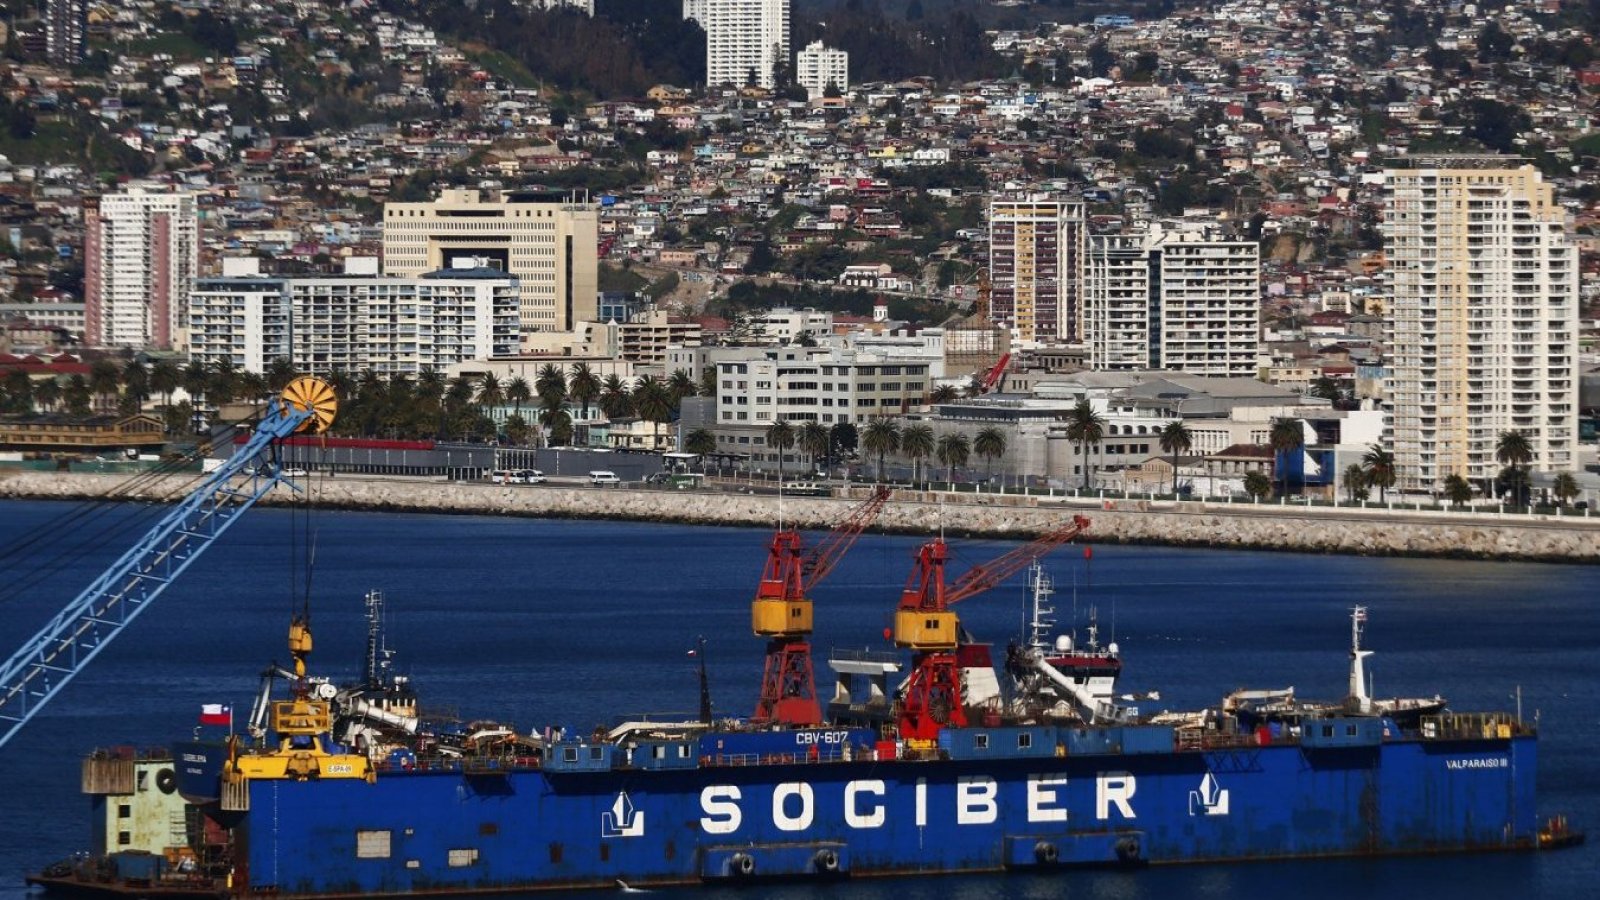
[978,352,1011,394]
[752,487,892,726]
[891,515,1091,740]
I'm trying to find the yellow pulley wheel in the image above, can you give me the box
[280,376,338,434]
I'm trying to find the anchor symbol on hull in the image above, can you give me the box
[602,791,646,838]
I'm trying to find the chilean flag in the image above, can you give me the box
[199,704,231,726]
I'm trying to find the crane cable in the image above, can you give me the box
[0,417,261,608]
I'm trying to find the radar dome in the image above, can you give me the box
[1055,635,1073,652]
[1108,642,1120,656]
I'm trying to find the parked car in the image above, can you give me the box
[782,481,829,496]
[514,469,547,484]
[589,470,622,486]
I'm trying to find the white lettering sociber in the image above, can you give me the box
[772,783,814,832]
[844,780,886,829]
[1097,772,1137,820]
[956,776,998,825]
[1027,775,1070,823]
[697,774,1141,834]
[699,785,741,835]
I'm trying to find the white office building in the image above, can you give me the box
[189,260,520,375]
[84,188,200,350]
[711,347,928,467]
[699,0,789,89]
[795,41,847,100]
[1084,223,1259,377]
[382,189,599,340]
[1384,156,1578,491]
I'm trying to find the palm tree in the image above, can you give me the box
[631,377,674,450]
[765,419,796,480]
[237,371,268,402]
[33,377,59,413]
[830,422,858,464]
[121,360,149,408]
[799,422,831,474]
[974,426,1006,482]
[936,432,970,484]
[476,373,504,415]
[265,357,298,392]
[1064,399,1106,491]
[1361,444,1396,503]
[1158,421,1193,496]
[686,427,717,470]
[1243,471,1272,500]
[929,384,960,404]
[89,358,121,412]
[209,359,240,405]
[599,374,632,420]
[1495,430,1533,507]
[64,374,92,417]
[1268,418,1305,498]
[1552,472,1580,508]
[667,369,698,406]
[697,367,718,400]
[862,416,902,482]
[539,395,571,446]
[150,360,180,409]
[569,362,600,423]
[504,413,533,447]
[1443,474,1473,508]
[181,360,209,407]
[535,364,567,407]
[1498,465,1532,508]
[901,424,935,486]
[1343,464,1368,503]
[506,376,532,420]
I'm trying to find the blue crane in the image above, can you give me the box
[0,377,338,749]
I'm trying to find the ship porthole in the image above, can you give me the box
[814,849,839,873]
[1035,841,1059,864]
[155,768,178,795]
[731,853,755,877]
[1115,836,1141,864]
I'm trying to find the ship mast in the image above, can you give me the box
[1348,606,1372,714]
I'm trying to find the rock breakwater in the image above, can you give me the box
[2,472,1595,563]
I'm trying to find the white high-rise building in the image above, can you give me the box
[1384,156,1578,491]
[189,260,521,375]
[700,0,789,89]
[1083,223,1259,377]
[795,41,847,100]
[84,187,200,351]
[382,189,598,340]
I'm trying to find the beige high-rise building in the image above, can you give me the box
[988,196,1085,344]
[84,187,200,350]
[1384,156,1578,492]
[382,189,598,340]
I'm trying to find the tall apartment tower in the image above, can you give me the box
[795,41,847,100]
[699,0,789,89]
[382,189,599,341]
[988,196,1085,344]
[1384,156,1578,491]
[46,0,86,66]
[1083,223,1260,376]
[83,188,200,350]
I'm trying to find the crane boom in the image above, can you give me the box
[801,486,890,590]
[0,377,337,750]
[948,515,1091,605]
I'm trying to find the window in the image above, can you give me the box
[357,830,393,859]
[118,832,131,846]
[975,734,989,749]
[448,848,479,867]
[1018,732,1033,750]
[118,804,131,819]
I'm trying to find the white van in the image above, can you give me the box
[589,470,622,486]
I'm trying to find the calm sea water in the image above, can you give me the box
[0,499,1595,900]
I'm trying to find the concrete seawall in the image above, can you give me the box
[2,472,1596,563]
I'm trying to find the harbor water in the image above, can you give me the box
[0,499,1595,899]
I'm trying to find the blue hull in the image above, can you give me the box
[237,732,1537,895]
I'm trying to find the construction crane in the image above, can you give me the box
[0,377,338,750]
[890,515,1092,741]
[751,486,892,727]
[977,352,1011,395]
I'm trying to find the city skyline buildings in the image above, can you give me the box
[692,0,789,89]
